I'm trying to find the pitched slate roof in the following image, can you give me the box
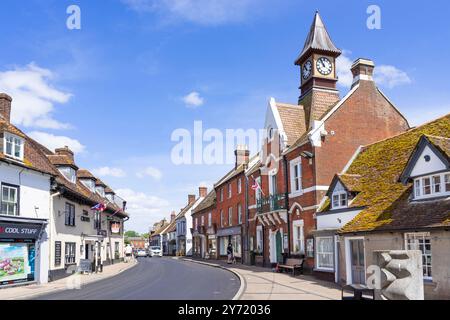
[295,11,341,65]
[334,114,450,233]
[275,102,307,146]
[192,190,216,214]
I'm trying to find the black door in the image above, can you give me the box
[85,244,89,259]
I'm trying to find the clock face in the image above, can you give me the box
[302,60,312,80]
[316,57,333,75]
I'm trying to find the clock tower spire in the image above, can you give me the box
[295,11,341,102]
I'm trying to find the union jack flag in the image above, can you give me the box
[91,203,106,212]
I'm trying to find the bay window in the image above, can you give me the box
[316,236,334,270]
[414,173,450,199]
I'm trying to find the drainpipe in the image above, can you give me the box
[283,155,291,258]
[244,172,250,265]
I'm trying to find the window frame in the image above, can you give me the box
[208,212,212,227]
[228,183,232,198]
[65,202,76,227]
[331,191,348,209]
[1,183,20,216]
[316,236,334,271]
[3,133,24,161]
[64,242,76,265]
[238,178,242,194]
[414,172,450,200]
[237,204,242,224]
[228,207,233,226]
[58,166,77,184]
[290,157,303,195]
[405,232,432,280]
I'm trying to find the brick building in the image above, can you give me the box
[191,190,217,259]
[245,11,410,276]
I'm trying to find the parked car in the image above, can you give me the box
[136,249,148,257]
[149,246,162,257]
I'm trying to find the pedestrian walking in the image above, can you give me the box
[227,242,234,264]
[124,244,133,263]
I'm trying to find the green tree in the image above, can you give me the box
[141,233,149,239]
[124,230,140,238]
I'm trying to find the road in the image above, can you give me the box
[35,257,240,300]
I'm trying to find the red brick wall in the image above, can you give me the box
[315,80,409,187]
[215,172,246,228]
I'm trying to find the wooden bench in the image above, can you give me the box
[278,258,304,276]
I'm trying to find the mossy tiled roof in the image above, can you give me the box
[338,114,450,233]
[192,190,216,214]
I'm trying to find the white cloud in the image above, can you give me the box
[136,166,163,180]
[28,131,85,154]
[92,167,127,178]
[182,91,204,108]
[0,63,72,129]
[122,0,259,25]
[374,65,411,88]
[337,51,411,89]
[115,188,170,233]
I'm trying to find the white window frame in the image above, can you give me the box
[201,215,205,226]
[255,177,262,201]
[238,178,242,194]
[220,210,224,227]
[316,236,334,271]
[59,167,77,184]
[405,232,432,280]
[228,183,232,198]
[3,133,24,161]
[208,212,212,227]
[228,207,232,226]
[292,220,304,254]
[331,191,348,209]
[1,184,19,216]
[290,157,303,196]
[414,172,450,200]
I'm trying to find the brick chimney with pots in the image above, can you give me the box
[188,194,196,205]
[235,145,250,169]
[351,58,375,88]
[171,211,176,222]
[55,146,75,163]
[199,187,208,198]
[0,93,12,123]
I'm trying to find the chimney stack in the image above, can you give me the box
[351,58,375,88]
[55,146,75,162]
[235,145,250,169]
[170,211,176,222]
[188,194,196,205]
[0,93,12,123]
[199,187,208,198]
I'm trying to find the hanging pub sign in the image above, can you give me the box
[110,222,121,234]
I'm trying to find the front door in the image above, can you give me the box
[85,244,89,260]
[276,231,283,263]
[350,239,365,285]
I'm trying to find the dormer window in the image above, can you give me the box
[332,192,347,209]
[59,167,77,184]
[96,186,105,197]
[106,193,115,202]
[81,179,96,192]
[413,173,450,200]
[4,133,24,161]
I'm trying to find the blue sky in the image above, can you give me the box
[0,0,449,233]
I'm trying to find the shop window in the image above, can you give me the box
[316,237,334,270]
[1,184,19,216]
[405,232,432,280]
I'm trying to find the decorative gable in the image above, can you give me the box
[400,135,450,183]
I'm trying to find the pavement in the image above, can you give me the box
[182,258,342,300]
[28,257,239,300]
[0,259,138,300]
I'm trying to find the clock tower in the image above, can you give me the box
[295,11,342,125]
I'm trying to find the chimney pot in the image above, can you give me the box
[351,58,375,87]
[55,146,75,162]
[0,93,12,123]
[199,187,208,198]
[235,145,250,169]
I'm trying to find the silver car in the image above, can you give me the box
[149,246,162,257]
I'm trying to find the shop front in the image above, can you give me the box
[0,218,47,287]
[217,226,242,262]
